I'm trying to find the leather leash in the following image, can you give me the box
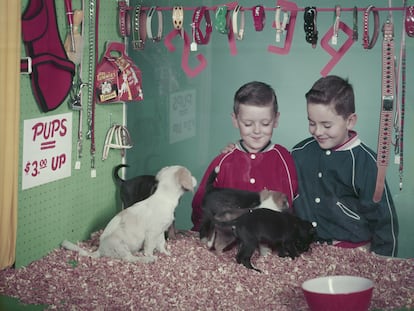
[373,15,395,202]
[394,0,408,191]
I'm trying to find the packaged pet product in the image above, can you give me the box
[95,42,143,103]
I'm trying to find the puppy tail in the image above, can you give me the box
[113,164,129,185]
[205,166,219,193]
[61,240,100,258]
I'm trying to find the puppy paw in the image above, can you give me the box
[259,245,272,257]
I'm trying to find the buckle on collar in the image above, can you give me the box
[20,57,32,74]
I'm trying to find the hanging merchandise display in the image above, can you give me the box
[21,0,75,112]
[303,7,318,48]
[118,0,131,38]
[95,42,144,104]
[102,124,133,161]
[407,5,414,37]
[146,6,163,42]
[373,15,395,203]
[362,5,380,49]
[86,0,99,178]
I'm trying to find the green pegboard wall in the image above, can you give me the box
[17,0,125,267]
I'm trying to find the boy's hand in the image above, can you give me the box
[221,142,236,154]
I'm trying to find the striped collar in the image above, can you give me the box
[333,130,361,151]
[237,139,272,153]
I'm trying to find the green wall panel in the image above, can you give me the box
[17,0,125,266]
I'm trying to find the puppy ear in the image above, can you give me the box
[176,167,195,192]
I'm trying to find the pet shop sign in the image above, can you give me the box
[22,113,72,190]
[169,90,196,143]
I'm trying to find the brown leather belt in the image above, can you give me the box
[373,18,395,202]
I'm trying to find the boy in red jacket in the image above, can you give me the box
[191,81,298,231]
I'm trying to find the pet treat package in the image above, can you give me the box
[95,41,143,103]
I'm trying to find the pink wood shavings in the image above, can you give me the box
[0,231,413,310]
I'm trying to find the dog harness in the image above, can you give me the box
[21,0,75,112]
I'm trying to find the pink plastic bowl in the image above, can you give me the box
[302,275,374,311]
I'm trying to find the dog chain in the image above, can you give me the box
[86,0,99,177]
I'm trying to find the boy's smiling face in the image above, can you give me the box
[232,104,279,153]
[307,102,357,150]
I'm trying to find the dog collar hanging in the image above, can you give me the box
[252,5,265,31]
[331,5,341,45]
[172,6,184,32]
[118,0,131,37]
[363,5,379,49]
[132,5,146,50]
[304,7,318,48]
[406,5,414,37]
[191,6,212,51]
[232,4,245,40]
[373,17,395,203]
[275,6,289,42]
[146,6,163,42]
[215,6,229,34]
[352,6,358,41]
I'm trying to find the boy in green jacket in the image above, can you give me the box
[292,75,399,257]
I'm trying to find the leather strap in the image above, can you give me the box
[191,6,212,51]
[373,19,395,202]
[118,0,131,37]
[363,5,379,50]
[146,6,163,42]
[304,7,318,48]
[215,6,229,34]
[331,5,341,45]
[406,6,414,37]
[232,4,245,40]
[132,5,147,50]
[275,6,289,42]
[172,6,184,30]
[252,5,265,31]
[352,6,358,41]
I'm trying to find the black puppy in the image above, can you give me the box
[199,168,289,253]
[215,208,316,272]
[199,168,262,251]
[113,164,158,208]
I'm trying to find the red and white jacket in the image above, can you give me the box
[191,140,298,231]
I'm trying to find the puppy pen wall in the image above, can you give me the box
[13,0,414,268]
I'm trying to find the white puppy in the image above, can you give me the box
[62,165,197,263]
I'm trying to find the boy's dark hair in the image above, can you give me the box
[233,81,278,115]
[305,75,355,118]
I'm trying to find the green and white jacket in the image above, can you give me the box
[291,131,399,257]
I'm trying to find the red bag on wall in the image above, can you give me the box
[95,42,143,103]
